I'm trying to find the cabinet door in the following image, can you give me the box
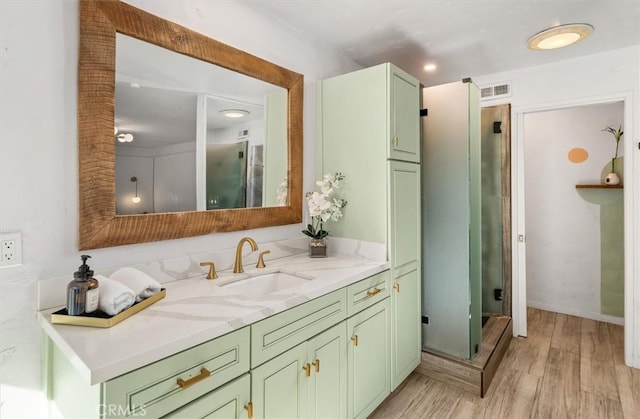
[347,299,391,419]
[391,269,421,389]
[307,322,347,419]
[164,374,250,419]
[251,343,307,419]
[389,160,420,272]
[389,67,420,163]
[389,160,421,389]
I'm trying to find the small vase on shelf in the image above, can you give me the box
[605,172,620,186]
[309,238,328,258]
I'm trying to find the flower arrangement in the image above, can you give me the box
[602,125,623,174]
[302,173,347,240]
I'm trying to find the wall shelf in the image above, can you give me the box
[575,184,623,189]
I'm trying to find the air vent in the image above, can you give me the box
[479,81,511,101]
[238,128,249,139]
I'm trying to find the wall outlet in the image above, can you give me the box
[1,232,22,268]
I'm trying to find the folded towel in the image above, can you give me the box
[95,275,135,316]
[110,267,162,302]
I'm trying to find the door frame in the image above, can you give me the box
[511,91,638,368]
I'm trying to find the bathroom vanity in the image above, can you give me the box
[39,249,410,418]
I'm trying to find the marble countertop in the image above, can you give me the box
[38,252,389,385]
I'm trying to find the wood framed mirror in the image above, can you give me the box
[78,0,303,250]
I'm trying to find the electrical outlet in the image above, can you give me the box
[1,232,22,268]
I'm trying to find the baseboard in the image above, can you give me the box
[527,301,624,325]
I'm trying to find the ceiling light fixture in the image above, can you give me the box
[527,23,593,50]
[116,133,134,143]
[423,63,437,72]
[220,109,249,118]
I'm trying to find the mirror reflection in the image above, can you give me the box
[114,34,287,215]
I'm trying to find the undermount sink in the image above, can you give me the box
[219,271,311,297]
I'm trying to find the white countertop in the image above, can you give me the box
[38,252,389,385]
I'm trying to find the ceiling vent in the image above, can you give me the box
[479,81,512,101]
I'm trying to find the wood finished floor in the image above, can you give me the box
[371,308,640,419]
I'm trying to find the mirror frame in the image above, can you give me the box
[78,0,303,250]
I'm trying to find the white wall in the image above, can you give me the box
[474,45,640,367]
[0,1,361,417]
[524,102,624,320]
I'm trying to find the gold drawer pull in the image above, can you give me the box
[176,367,211,389]
[367,288,382,297]
[245,402,253,419]
[394,283,400,293]
[303,363,311,377]
[351,335,359,346]
[312,359,320,373]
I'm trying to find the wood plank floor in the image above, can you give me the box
[371,308,639,419]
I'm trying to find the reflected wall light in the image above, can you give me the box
[130,176,141,203]
[527,23,593,50]
[117,132,134,143]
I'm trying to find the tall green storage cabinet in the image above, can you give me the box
[317,62,422,391]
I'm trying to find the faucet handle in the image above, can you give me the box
[199,262,218,279]
[256,250,271,268]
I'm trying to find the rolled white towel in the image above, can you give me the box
[110,267,162,302]
[96,275,135,316]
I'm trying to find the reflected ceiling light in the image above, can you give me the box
[423,63,437,72]
[131,176,141,204]
[116,133,134,143]
[527,23,593,50]
[220,109,249,118]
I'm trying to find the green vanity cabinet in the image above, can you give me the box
[347,298,391,419]
[251,322,347,419]
[45,272,398,419]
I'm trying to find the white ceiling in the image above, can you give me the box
[241,0,640,86]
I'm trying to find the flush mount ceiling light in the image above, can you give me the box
[423,63,437,72]
[220,109,249,118]
[528,23,593,50]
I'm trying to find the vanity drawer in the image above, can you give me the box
[346,270,391,316]
[103,327,249,419]
[251,288,347,368]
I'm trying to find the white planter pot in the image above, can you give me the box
[605,172,621,186]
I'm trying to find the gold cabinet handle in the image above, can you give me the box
[351,335,359,346]
[394,283,400,293]
[256,250,270,268]
[366,288,382,297]
[392,137,399,147]
[176,367,211,389]
[303,363,311,377]
[244,402,253,419]
[312,359,320,373]
[199,262,218,279]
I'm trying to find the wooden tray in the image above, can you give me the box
[51,289,166,328]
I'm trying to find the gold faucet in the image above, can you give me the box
[256,250,271,268]
[199,262,218,279]
[234,237,258,273]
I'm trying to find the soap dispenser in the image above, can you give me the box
[67,255,99,315]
